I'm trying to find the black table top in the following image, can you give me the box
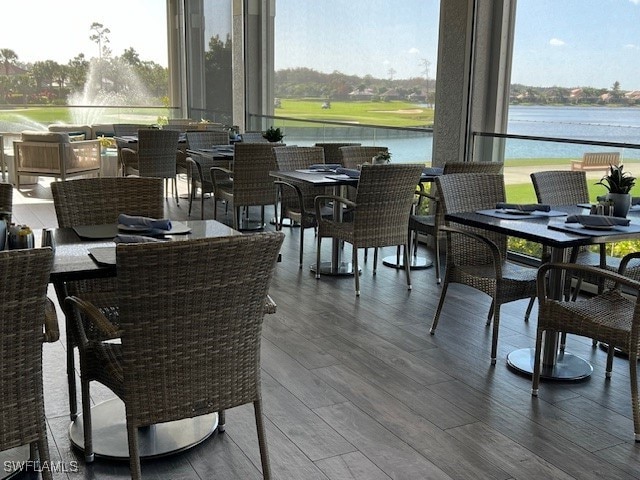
[48,220,239,283]
[446,205,640,250]
[270,169,440,187]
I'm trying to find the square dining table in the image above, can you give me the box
[446,205,640,381]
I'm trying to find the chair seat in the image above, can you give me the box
[409,214,436,234]
[542,290,633,345]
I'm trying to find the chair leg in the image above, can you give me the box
[430,281,449,334]
[127,422,142,480]
[353,245,360,296]
[316,236,322,279]
[299,226,304,269]
[487,300,495,326]
[560,332,568,353]
[524,296,535,322]
[531,328,544,396]
[234,207,241,231]
[434,232,442,285]
[490,304,501,365]
[403,243,412,290]
[81,378,94,462]
[627,350,640,442]
[67,343,77,420]
[173,177,179,205]
[37,423,53,480]
[254,400,272,479]
[606,344,614,378]
[373,248,378,274]
[200,188,206,221]
[218,410,226,433]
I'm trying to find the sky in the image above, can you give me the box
[0,0,639,90]
[0,0,168,66]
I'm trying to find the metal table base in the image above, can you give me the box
[311,261,361,276]
[382,254,433,270]
[69,398,218,460]
[507,347,593,381]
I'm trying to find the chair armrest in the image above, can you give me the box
[314,194,357,223]
[186,157,204,184]
[65,296,122,347]
[440,225,504,278]
[537,262,640,301]
[210,166,233,190]
[274,180,307,214]
[619,252,640,276]
[43,298,60,343]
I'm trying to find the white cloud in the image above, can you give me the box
[549,38,566,46]
[630,0,640,5]
[624,43,639,49]
[383,59,390,66]
[408,47,420,54]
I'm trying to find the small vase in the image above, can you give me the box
[606,192,632,218]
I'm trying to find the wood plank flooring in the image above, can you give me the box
[8,178,640,479]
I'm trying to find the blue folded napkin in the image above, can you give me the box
[114,234,167,244]
[335,167,360,178]
[309,163,341,170]
[565,215,630,227]
[422,167,444,176]
[118,214,172,231]
[496,202,551,212]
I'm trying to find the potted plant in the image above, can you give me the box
[596,164,636,217]
[262,126,284,142]
[372,151,391,165]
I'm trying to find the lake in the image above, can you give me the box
[288,105,640,163]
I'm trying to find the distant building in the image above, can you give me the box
[349,88,375,101]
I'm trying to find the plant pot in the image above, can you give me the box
[606,192,632,218]
[372,156,389,165]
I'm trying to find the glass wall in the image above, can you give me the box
[265,0,440,163]
[185,0,233,125]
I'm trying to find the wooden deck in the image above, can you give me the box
[9,178,640,479]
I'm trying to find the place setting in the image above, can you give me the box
[547,213,640,236]
[476,202,568,220]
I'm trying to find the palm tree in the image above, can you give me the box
[0,48,18,76]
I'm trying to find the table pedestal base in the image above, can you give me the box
[507,347,593,381]
[382,255,433,270]
[0,445,30,479]
[69,398,218,460]
[311,261,360,277]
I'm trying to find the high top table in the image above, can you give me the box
[46,220,239,460]
[446,205,640,381]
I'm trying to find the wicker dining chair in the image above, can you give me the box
[242,131,270,143]
[121,129,181,203]
[178,131,229,199]
[51,177,164,420]
[273,146,329,267]
[338,145,389,169]
[532,261,640,442]
[409,162,504,284]
[186,130,230,148]
[314,163,424,296]
[186,155,233,220]
[66,232,284,479]
[430,173,538,364]
[314,142,361,165]
[1,248,57,480]
[211,142,282,230]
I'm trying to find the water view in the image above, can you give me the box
[285,105,640,164]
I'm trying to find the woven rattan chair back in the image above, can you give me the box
[232,142,281,206]
[0,248,55,480]
[339,145,388,169]
[436,173,507,264]
[315,142,361,165]
[274,146,326,211]
[113,124,147,137]
[352,163,424,247]
[0,182,12,220]
[530,170,588,205]
[186,130,230,148]
[52,177,165,228]
[242,131,269,143]
[116,232,284,478]
[134,129,180,180]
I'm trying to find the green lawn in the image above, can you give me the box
[275,99,434,127]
